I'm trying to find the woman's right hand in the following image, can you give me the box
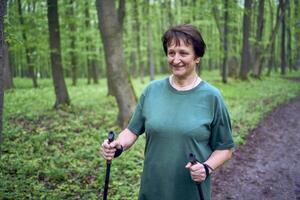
[100,139,121,161]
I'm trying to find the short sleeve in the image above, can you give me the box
[127,90,147,136]
[209,94,235,151]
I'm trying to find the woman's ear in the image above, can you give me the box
[195,57,200,64]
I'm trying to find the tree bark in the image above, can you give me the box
[286,0,292,71]
[85,1,92,85]
[132,0,144,83]
[294,0,300,69]
[211,1,224,59]
[266,40,276,76]
[252,0,265,78]
[68,0,77,86]
[96,0,137,128]
[3,42,13,90]
[47,0,70,107]
[266,0,280,76]
[130,52,138,78]
[167,0,173,25]
[240,0,252,80]
[91,59,99,84]
[222,0,229,83]
[0,0,8,143]
[211,1,224,45]
[17,0,37,88]
[280,0,286,75]
[146,0,155,81]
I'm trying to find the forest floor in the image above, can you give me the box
[212,78,300,200]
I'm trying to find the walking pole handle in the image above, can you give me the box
[189,153,205,200]
[189,153,197,165]
[106,131,115,165]
[108,131,114,144]
[103,131,115,200]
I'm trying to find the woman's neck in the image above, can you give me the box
[170,74,201,91]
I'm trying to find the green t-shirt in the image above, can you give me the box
[128,77,235,200]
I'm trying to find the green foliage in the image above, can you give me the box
[1,70,300,199]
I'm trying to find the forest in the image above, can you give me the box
[0,0,300,199]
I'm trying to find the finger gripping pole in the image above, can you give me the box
[103,131,115,200]
[189,153,205,200]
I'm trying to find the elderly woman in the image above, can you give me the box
[101,24,235,200]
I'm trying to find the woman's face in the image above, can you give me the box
[167,39,200,79]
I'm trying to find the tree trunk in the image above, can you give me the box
[17,0,37,88]
[132,0,144,83]
[130,52,138,78]
[91,59,99,84]
[222,0,229,83]
[85,1,92,85]
[211,1,224,70]
[266,41,276,76]
[286,0,292,71]
[67,0,77,86]
[0,0,8,143]
[252,0,265,78]
[294,0,300,69]
[266,0,280,76]
[266,1,286,75]
[47,0,70,107]
[280,0,286,75]
[167,0,173,25]
[147,25,155,81]
[96,0,137,128]
[240,0,252,80]
[146,0,155,81]
[3,42,13,90]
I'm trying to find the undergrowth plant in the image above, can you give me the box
[1,70,299,199]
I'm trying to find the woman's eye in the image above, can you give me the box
[168,52,175,56]
[180,52,188,56]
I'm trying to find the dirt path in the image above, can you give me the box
[212,93,300,200]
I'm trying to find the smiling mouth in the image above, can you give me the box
[171,65,185,68]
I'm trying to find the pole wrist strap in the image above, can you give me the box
[114,145,123,158]
[203,163,210,179]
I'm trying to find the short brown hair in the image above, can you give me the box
[162,24,206,58]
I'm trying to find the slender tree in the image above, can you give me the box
[96,0,137,128]
[0,0,8,143]
[252,0,265,78]
[67,0,77,86]
[211,1,224,69]
[286,0,292,71]
[17,0,38,87]
[240,0,252,80]
[133,0,144,83]
[3,42,13,89]
[167,0,173,25]
[130,0,140,78]
[280,0,286,75]
[47,0,70,107]
[222,0,229,83]
[266,0,286,75]
[146,0,155,81]
[294,0,300,69]
[84,1,99,85]
[85,1,92,85]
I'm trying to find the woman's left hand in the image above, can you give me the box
[185,162,207,182]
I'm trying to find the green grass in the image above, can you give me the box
[1,70,300,199]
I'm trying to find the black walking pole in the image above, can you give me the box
[189,153,205,200]
[103,131,115,200]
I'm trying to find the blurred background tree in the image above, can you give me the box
[3,0,300,126]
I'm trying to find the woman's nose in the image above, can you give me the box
[172,54,181,64]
